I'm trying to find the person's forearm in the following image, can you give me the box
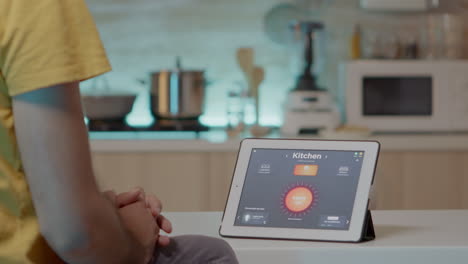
[12,83,147,263]
[56,193,146,264]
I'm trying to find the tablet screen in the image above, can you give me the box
[234,148,365,231]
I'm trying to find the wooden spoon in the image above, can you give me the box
[250,66,271,137]
[251,66,265,125]
[236,48,254,91]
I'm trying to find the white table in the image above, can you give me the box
[164,210,468,264]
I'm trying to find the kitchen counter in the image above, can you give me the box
[164,210,468,264]
[89,129,468,152]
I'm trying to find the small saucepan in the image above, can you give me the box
[81,77,137,120]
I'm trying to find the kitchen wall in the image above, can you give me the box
[84,0,468,127]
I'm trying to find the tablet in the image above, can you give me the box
[220,139,380,242]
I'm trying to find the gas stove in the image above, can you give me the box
[87,118,209,133]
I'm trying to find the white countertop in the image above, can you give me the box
[164,210,468,264]
[89,130,468,152]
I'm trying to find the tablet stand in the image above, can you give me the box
[360,210,376,242]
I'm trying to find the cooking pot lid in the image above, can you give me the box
[81,92,137,97]
[150,57,205,74]
[150,70,204,74]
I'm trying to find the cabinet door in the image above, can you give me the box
[463,153,468,209]
[207,152,238,211]
[401,152,464,209]
[373,151,468,210]
[92,152,210,211]
[372,152,405,210]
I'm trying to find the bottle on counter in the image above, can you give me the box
[349,24,361,60]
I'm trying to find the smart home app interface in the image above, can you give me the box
[234,149,364,230]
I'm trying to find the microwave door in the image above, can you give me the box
[343,61,468,133]
[358,76,448,133]
[363,77,433,117]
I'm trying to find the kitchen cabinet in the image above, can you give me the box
[373,152,468,210]
[92,150,468,212]
[92,153,212,211]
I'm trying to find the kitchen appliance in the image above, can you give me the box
[87,118,133,131]
[87,118,209,132]
[340,60,468,133]
[281,21,340,136]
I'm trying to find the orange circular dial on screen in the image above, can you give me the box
[284,186,314,213]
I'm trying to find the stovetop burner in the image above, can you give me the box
[149,119,209,132]
[87,118,209,132]
[87,118,133,132]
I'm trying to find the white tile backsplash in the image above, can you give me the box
[83,0,468,127]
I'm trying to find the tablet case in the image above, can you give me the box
[360,210,376,242]
[220,210,376,242]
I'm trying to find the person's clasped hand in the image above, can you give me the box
[144,191,173,246]
[104,187,173,262]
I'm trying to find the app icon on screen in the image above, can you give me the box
[284,186,314,213]
[281,183,319,218]
[294,164,318,176]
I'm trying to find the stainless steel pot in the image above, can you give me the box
[150,70,205,119]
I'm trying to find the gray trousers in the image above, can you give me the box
[152,235,239,264]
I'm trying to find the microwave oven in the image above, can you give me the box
[339,60,468,133]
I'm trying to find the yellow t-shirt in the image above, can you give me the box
[0,0,111,263]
